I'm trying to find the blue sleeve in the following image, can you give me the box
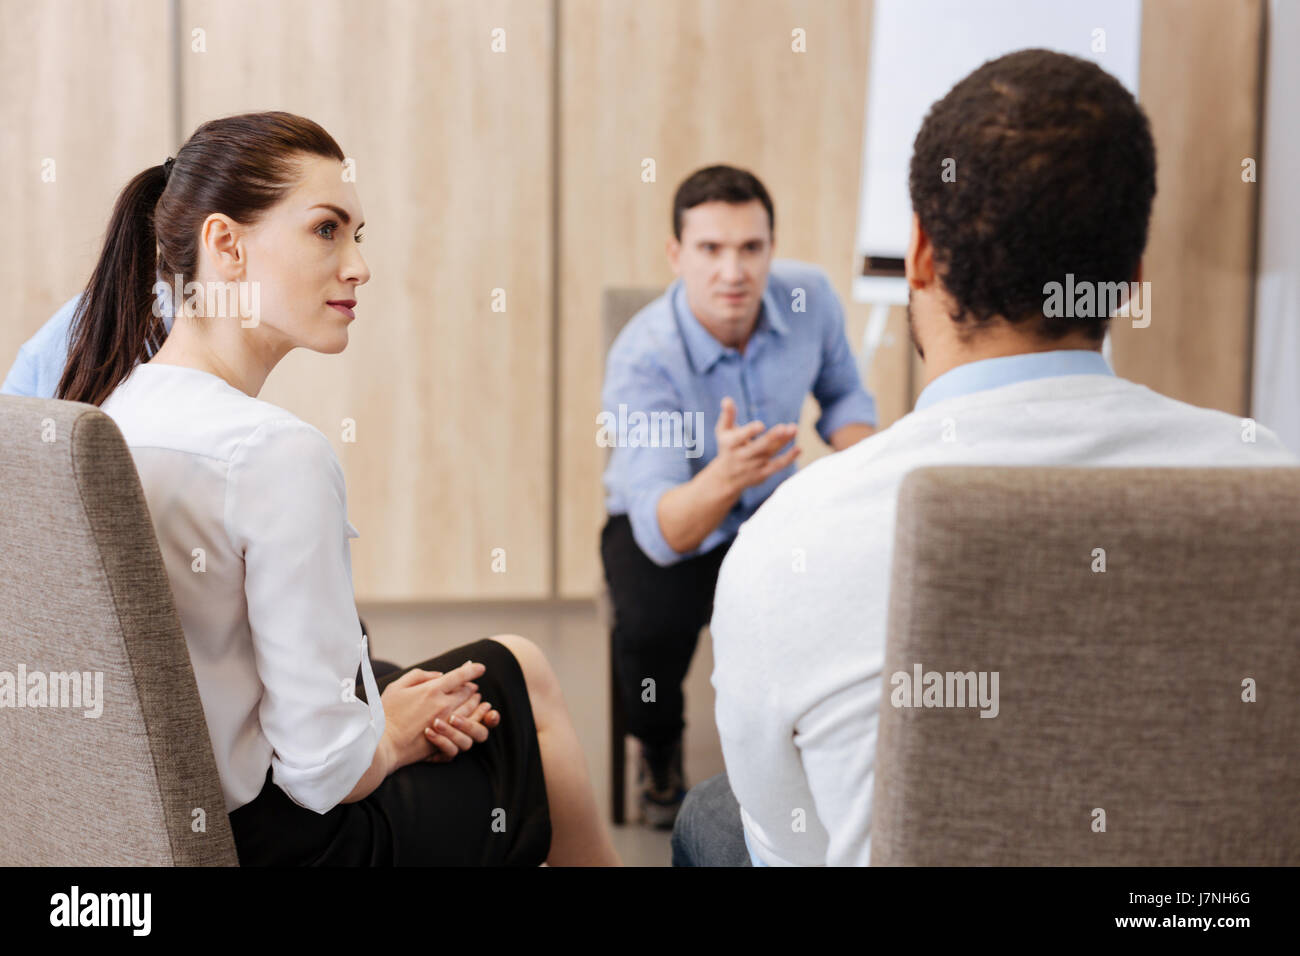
[810,275,877,442]
[0,343,39,397]
[602,352,698,568]
[1,295,82,398]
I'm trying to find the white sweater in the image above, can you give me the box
[709,372,1297,866]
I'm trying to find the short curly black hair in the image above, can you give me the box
[908,48,1156,341]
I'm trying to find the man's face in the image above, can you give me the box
[667,199,773,346]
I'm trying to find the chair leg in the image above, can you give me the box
[610,644,626,825]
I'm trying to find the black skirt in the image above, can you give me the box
[228,637,551,866]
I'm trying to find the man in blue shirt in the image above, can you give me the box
[600,164,878,827]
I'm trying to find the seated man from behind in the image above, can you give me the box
[676,48,1297,867]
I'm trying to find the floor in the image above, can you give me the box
[355,599,726,867]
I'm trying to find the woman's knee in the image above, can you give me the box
[489,634,560,707]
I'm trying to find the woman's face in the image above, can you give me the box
[208,154,370,355]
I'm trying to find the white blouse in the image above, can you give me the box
[100,362,385,814]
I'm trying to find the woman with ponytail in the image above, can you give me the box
[78,111,618,866]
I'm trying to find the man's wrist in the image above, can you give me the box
[699,458,743,504]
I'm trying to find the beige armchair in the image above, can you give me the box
[600,287,666,825]
[872,465,1300,865]
[0,396,238,865]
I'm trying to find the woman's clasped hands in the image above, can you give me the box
[378,660,502,769]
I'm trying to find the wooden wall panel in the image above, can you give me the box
[557,0,899,597]
[11,0,1262,605]
[1114,0,1263,414]
[179,0,554,600]
[2,0,173,381]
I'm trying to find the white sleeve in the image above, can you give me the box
[710,523,831,866]
[225,419,385,814]
[794,681,881,866]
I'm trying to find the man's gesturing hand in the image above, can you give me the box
[707,396,800,496]
[654,397,802,556]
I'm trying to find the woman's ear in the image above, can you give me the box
[199,213,246,280]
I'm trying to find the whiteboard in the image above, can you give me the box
[853,0,1142,303]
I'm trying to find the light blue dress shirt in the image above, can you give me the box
[2,287,174,398]
[741,345,1114,868]
[601,260,878,567]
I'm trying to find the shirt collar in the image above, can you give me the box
[914,349,1114,411]
[672,281,788,374]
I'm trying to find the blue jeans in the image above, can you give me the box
[671,773,752,866]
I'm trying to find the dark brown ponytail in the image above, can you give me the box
[58,111,346,406]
